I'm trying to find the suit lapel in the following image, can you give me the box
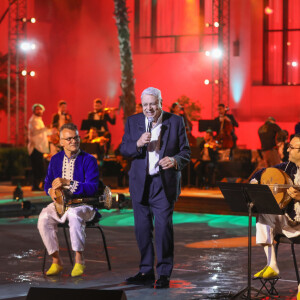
[159,113,170,159]
[138,114,146,135]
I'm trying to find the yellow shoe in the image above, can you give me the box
[46,263,63,276]
[262,266,279,278]
[254,266,268,278]
[71,263,85,277]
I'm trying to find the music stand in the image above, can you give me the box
[81,120,105,131]
[198,119,218,132]
[217,182,283,299]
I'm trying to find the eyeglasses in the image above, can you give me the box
[287,143,300,150]
[61,135,80,142]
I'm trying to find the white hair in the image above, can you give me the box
[141,87,162,104]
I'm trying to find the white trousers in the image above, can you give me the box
[256,213,300,245]
[37,203,95,255]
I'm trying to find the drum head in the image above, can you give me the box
[103,186,112,209]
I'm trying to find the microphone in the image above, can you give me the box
[145,117,153,148]
[147,117,154,133]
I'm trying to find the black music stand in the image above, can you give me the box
[198,119,218,132]
[81,120,105,131]
[217,182,283,299]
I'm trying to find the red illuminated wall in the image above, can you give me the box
[0,0,299,150]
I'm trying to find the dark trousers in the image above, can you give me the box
[30,148,45,189]
[132,175,174,277]
[195,160,216,187]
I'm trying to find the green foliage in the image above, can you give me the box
[0,147,30,180]
[174,95,201,121]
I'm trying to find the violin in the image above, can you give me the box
[260,167,300,209]
[215,116,233,149]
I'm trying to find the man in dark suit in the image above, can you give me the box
[120,87,190,288]
[51,100,72,130]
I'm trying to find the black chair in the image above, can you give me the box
[275,234,300,284]
[42,212,111,274]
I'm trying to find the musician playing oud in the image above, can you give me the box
[251,133,300,299]
[37,123,99,277]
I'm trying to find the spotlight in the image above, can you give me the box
[19,41,36,52]
[21,17,36,23]
[264,6,273,15]
[205,51,210,56]
[212,48,222,59]
[214,22,219,28]
[204,79,220,85]
[20,70,36,77]
[292,61,298,67]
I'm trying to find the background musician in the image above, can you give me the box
[27,104,54,191]
[251,133,300,299]
[214,103,239,150]
[51,100,72,130]
[37,123,99,277]
[82,127,108,162]
[87,98,116,156]
[194,129,219,188]
[258,116,282,167]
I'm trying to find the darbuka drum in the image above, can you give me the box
[53,186,113,217]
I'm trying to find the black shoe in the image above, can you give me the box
[153,275,170,289]
[125,272,155,285]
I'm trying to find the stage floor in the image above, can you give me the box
[0,183,299,299]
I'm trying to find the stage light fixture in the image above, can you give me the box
[211,48,222,59]
[21,17,36,23]
[21,70,36,77]
[264,6,273,15]
[13,184,23,201]
[292,61,298,67]
[214,22,219,28]
[205,51,210,56]
[204,79,210,85]
[20,41,36,52]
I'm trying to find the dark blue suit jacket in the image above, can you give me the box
[120,112,191,203]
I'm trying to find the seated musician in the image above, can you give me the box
[82,127,108,162]
[37,123,99,277]
[194,130,219,187]
[251,133,300,299]
[87,98,116,156]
